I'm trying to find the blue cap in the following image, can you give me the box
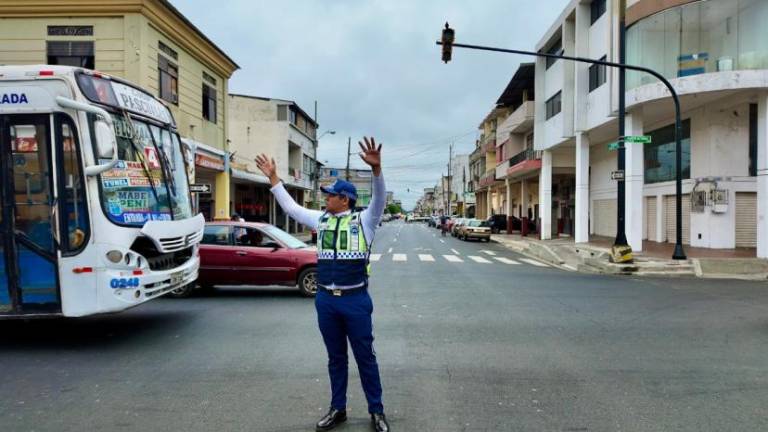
[321,179,357,200]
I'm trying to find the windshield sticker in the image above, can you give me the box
[103,178,130,189]
[112,81,173,124]
[143,147,161,169]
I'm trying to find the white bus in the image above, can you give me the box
[0,65,203,318]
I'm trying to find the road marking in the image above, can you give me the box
[468,255,492,264]
[388,247,393,253]
[451,248,460,255]
[494,257,521,265]
[369,254,381,262]
[520,258,549,267]
[393,254,407,262]
[443,255,463,263]
[439,239,445,243]
[418,254,435,262]
[480,250,497,256]
[393,238,398,242]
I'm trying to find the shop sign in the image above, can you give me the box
[195,153,225,171]
[190,183,212,194]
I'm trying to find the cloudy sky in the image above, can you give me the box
[171,0,570,209]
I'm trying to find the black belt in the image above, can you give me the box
[319,286,367,296]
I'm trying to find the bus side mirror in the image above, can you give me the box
[84,119,119,176]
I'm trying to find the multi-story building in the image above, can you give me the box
[0,0,239,221]
[227,94,318,233]
[474,107,511,220]
[450,154,470,216]
[532,0,768,257]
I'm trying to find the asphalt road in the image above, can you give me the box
[1,220,768,431]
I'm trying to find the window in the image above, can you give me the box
[545,92,562,120]
[750,104,757,176]
[644,119,691,184]
[56,115,89,254]
[525,133,534,150]
[589,56,607,92]
[289,109,297,125]
[158,55,178,105]
[591,0,606,25]
[47,41,94,69]
[202,225,232,245]
[545,38,563,69]
[202,84,217,123]
[277,105,288,121]
[303,154,314,177]
[235,228,271,247]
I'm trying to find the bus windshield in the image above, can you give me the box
[99,114,192,225]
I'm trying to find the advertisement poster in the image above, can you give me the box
[100,159,170,223]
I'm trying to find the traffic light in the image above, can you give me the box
[441,23,455,63]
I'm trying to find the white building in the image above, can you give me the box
[227,94,318,233]
[450,154,470,215]
[531,0,767,257]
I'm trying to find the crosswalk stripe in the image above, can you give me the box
[468,255,492,264]
[443,255,463,263]
[393,254,407,262]
[520,258,549,267]
[451,248,460,255]
[418,254,435,262]
[480,250,497,256]
[369,254,381,262]
[494,257,521,265]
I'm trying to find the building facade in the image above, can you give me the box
[531,0,767,257]
[318,167,373,209]
[227,94,318,233]
[0,0,239,221]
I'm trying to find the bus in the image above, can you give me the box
[0,65,203,318]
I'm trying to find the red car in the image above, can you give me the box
[169,221,318,298]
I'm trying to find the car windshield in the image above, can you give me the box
[262,225,309,249]
[468,220,483,227]
[98,114,192,225]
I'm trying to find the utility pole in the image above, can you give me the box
[447,142,453,216]
[613,0,631,261]
[345,136,351,181]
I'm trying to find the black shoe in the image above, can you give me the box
[316,408,347,431]
[371,413,390,432]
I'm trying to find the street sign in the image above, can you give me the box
[608,142,621,151]
[624,135,652,144]
[190,183,212,194]
[611,170,625,181]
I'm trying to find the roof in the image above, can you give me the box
[496,63,535,107]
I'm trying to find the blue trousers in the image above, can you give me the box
[315,288,384,414]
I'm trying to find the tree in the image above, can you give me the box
[386,203,403,215]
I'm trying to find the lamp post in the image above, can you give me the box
[437,23,686,261]
[314,130,336,208]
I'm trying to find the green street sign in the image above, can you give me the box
[624,135,652,144]
[608,142,620,151]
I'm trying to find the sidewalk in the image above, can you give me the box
[492,232,768,280]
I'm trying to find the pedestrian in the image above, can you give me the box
[255,137,390,432]
[231,212,246,243]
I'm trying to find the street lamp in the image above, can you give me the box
[437,23,686,261]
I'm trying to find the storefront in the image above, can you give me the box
[184,139,227,221]
[230,167,272,223]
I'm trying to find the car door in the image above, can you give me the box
[199,225,236,285]
[234,227,294,285]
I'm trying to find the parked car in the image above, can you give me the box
[428,216,438,227]
[457,219,491,241]
[507,216,537,232]
[451,218,467,236]
[485,214,508,234]
[169,221,318,298]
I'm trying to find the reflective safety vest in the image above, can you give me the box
[316,212,370,288]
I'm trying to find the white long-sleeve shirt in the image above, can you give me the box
[270,174,386,249]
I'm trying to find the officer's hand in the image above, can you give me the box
[255,154,279,185]
[358,136,382,168]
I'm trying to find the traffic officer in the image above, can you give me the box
[255,137,390,432]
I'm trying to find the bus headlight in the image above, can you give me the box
[106,250,123,263]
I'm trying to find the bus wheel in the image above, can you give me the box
[298,267,318,297]
[167,282,196,298]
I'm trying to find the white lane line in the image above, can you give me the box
[451,248,460,255]
[393,254,407,262]
[520,258,550,267]
[443,255,463,263]
[480,250,497,256]
[388,247,393,253]
[393,238,398,242]
[468,255,492,264]
[369,254,382,262]
[418,254,435,262]
[439,239,445,243]
[494,257,521,265]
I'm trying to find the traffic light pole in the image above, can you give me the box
[437,27,687,260]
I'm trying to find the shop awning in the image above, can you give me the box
[231,168,270,185]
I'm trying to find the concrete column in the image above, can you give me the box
[521,180,530,236]
[655,194,664,243]
[214,171,230,221]
[625,112,645,252]
[486,188,492,217]
[505,178,513,215]
[757,93,768,258]
[575,133,590,243]
[539,150,553,240]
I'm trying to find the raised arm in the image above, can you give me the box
[256,154,323,229]
[358,137,386,231]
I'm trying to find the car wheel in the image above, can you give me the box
[298,267,318,297]
[167,282,196,299]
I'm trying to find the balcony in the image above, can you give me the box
[478,172,497,189]
[506,148,542,178]
[481,135,496,153]
[498,101,535,134]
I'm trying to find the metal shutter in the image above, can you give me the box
[665,194,690,245]
[645,196,657,241]
[593,199,617,237]
[735,192,757,248]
